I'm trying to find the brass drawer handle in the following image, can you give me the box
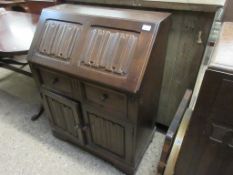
[100,93,108,102]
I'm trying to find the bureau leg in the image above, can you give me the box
[31,105,44,121]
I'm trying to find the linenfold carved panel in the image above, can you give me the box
[79,27,139,75]
[39,20,82,61]
[46,96,79,137]
[88,113,125,156]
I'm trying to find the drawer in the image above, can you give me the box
[38,68,76,97]
[83,83,127,115]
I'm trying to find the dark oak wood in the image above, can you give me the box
[0,0,59,14]
[26,0,59,14]
[28,4,171,174]
[66,0,226,128]
[28,4,171,93]
[162,22,233,175]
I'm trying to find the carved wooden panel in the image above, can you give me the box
[39,20,82,61]
[87,113,125,156]
[79,27,138,75]
[47,98,76,133]
[42,90,84,144]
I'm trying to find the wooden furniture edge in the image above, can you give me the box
[163,108,193,175]
[157,89,192,175]
[66,0,225,12]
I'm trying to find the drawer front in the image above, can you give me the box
[42,89,85,145]
[38,68,77,97]
[82,107,134,163]
[83,83,127,116]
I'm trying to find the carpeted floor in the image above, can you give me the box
[0,66,165,175]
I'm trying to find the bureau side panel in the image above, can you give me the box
[157,11,214,125]
[134,17,171,165]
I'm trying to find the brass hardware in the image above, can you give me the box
[197,31,203,44]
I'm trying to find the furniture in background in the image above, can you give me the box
[223,0,233,22]
[0,7,5,12]
[0,10,43,120]
[66,0,227,127]
[26,0,59,14]
[28,4,171,174]
[0,10,38,76]
[0,0,27,11]
[157,89,192,175]
[158,22,233,175]
[0,0,59,14]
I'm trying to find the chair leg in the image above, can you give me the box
[31,105,44,121]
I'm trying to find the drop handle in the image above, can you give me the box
[100,93,108,102]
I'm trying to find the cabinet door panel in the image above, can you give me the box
[83,107,134,163]
[88,113,125,156]
[42,89,84,145]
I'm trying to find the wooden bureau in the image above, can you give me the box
[28,4,171,174]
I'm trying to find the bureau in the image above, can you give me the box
[28,4,171,174]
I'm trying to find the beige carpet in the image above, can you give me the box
[0,66,165,175]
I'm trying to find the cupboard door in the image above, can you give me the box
[42,89,85,145]
[83,107,134,163]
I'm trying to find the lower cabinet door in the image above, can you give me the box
[83,106,134,163]
[42,89,85,145]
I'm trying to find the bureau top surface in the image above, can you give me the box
[210,22,233,74]
[28,4,170,93]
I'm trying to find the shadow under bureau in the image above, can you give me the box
[28,4,171,174]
